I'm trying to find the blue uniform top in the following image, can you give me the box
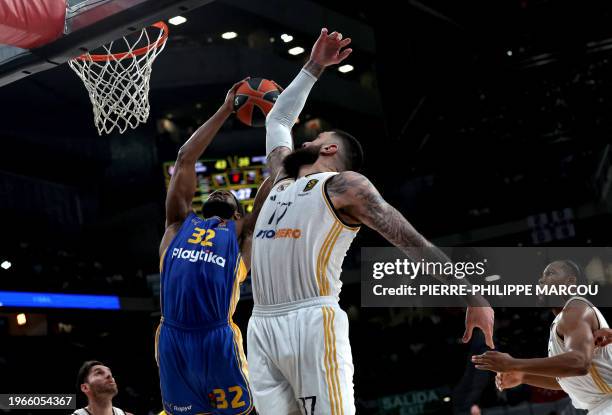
[160,212,247,328]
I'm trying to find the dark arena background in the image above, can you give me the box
[0,0,611,414]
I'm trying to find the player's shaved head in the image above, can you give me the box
[329,129,364,172]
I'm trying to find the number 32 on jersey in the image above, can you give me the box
[187,227,215,247]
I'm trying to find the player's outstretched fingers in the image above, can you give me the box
[471,353,491,371]
[337,48,352,63]
[340,37,352,48]
[484,326,495,350]
[463,323,475,344]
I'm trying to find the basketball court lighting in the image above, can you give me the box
[507,50,513,56]
[288,46,305,55]
[443,397,451,402]
[1,261,11,270]
[281,34,293,43]
[16,313,26,326]
[222,32,238,40]
[168,16,187,26]
[338,64,354,73]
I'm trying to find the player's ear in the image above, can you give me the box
[321,144,338,155]
[81,383,89,394]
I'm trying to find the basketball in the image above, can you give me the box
[233,78,280,127]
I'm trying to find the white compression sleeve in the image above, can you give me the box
[265,68,317,156]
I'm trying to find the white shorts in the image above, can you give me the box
[247,296,355,415]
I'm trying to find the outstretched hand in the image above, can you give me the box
[310,28,352,67]
[463,305,495,349]
[472,351,516,373]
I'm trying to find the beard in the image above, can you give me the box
[92,382,118,397]
[282,145,321,178]
[201,199,235,219]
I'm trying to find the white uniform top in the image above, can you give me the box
[251,172,359,305]
[73,407,126,415]
[548,296,612,411]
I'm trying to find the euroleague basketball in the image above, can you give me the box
[233,78,280,127]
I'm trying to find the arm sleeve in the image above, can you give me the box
[265,69,318,156]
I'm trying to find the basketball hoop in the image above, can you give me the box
[68,22,169,135]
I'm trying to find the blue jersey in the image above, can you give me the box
[160,212,247,327]
[156,212,252,415]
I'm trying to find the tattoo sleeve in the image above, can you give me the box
[328,172,479,294]
[266,146,291,183]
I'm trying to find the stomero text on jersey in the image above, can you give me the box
[255,228,302,239]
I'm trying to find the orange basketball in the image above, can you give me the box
[233,78,280,127]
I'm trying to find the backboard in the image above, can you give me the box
[0,0,215,87]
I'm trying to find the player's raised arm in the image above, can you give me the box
[326,170,496,348]
[161,80,243,254]
[473,301,597,377]
[265,28,352,181]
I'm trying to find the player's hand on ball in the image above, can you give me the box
[495,371,524,391]
[472,351,516,373]
[594,328,612,347]
[224,77,250,113]
[310,28,352,67]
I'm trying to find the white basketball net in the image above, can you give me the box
[68,23,168,135]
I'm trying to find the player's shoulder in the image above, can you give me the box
[559,298,597,329]
[564,297,593,313]
[327,170,372,194]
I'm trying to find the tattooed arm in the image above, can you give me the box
[327,171,496,348]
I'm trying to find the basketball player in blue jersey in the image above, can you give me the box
[247,28,495,414]
[156,80,273,415]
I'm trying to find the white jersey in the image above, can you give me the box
[73,407,126,415]
[251,172,359,305]
[548,297,612,411]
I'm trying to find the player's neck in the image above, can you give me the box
[87,397,114,415]
[297,160,338,178]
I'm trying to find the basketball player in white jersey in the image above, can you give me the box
[72,361,133,415]
[247,28,495,415]
[473,260,612,414]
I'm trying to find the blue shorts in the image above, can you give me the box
[156,319,253,415]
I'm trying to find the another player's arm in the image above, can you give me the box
[473,301,597,378]
[265,28,352,182]
[160,80,243,256]
[326,171,495,348]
